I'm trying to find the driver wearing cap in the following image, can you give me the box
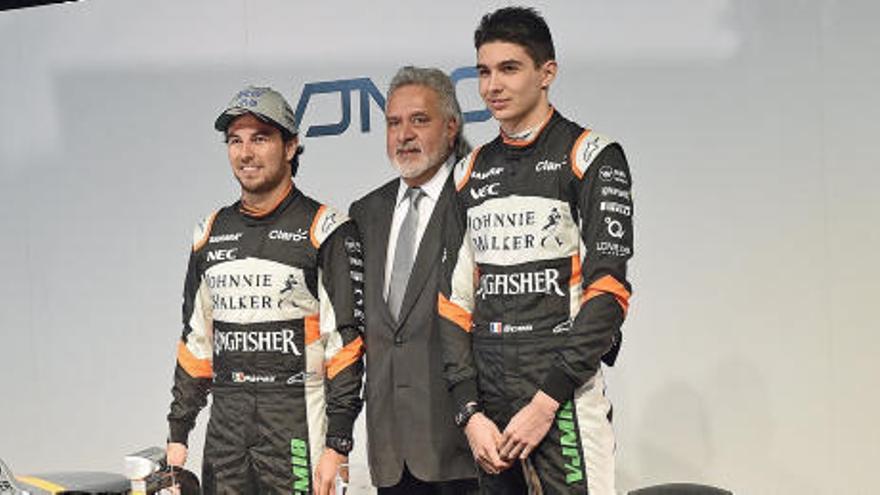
[164,86,365,495]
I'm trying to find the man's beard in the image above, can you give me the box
[390,147,448,179]
[236,163,290,195]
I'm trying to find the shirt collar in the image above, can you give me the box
[394,156,453,207]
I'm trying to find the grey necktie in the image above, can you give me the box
[388,187,424,319]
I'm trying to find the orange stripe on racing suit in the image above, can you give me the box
[569,129,593,180]
[177,340,212,378]
[582,274,631,314]
[192,211,219,252]
[326,335,364,380]
[305,314,321,345]
[438,293,473,333]
[455,147,481,192]
[570,254,582,287]
[309,205,327,249]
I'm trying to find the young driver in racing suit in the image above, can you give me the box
[165,86,364,495]
[438,7,634,494]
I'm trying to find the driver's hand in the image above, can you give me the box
[166,442,188,467]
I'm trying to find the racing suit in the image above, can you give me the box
[167,183,365,494]
[438,109,633,494]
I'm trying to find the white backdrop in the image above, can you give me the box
[1,1,878,493]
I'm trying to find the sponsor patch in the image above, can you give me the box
[209,232,244,244]
[231,87,269,108]
[214,328,302,356]
[269,228,308,242]
[291,438,310,494]
[212,293,274,311]
[605,217,625,239]
[321,211,339,234]
[552,319,573,334]
[477,269,565,299]
[207,248,238,262]
[581,136,601,165]
[598,165,629,185]
[599,201,631,216]
[467,196,578,266]
[573,131,613,177]
[471,167,504,180]
[344,236,363,254]
[231,371,277,384]
[600,186,630,200]
[596,241,632,257]
[504,323,533,333]
[286,371,315,385]
[557,401,585,484]
[536,159,564,172]
[207,272,273,289]
[540,207,565,248]
[470,182,501,200]
[488,322,534,334]
[312,206,348,246]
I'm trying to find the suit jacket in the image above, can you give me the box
[349,175,475,487]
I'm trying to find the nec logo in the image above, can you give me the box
[470,182,500,200]
[293,67,491,137]
[207,248,238,262]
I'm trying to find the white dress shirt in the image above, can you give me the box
[384,159,453,299]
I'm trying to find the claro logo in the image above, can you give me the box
[293,67,491,137]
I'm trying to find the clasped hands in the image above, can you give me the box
[463,391,559,474]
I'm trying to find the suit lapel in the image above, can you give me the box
[395,176,454,328]
[370,182,398,328]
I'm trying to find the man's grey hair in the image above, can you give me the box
[387,66,472,161]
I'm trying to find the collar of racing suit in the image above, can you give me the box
[237,180,297,222]
[499,106,556,148]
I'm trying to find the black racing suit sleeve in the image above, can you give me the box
[167,250,211,446]
[540,144,634,404]
[437,189,480,411]
[319,220,365,441]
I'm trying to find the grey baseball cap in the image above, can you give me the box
[214,86,299,136]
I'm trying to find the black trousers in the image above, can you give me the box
[378,464,479,495]
[202,390,314,495]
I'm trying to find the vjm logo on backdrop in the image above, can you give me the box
[293,67,491,137]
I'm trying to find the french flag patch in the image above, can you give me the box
[489,322,503,334]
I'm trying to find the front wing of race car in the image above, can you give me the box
[0,448,198,495]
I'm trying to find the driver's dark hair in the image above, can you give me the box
[279,128,304,177]
[474,6,555,66]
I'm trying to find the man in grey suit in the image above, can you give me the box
[348,66,479,494]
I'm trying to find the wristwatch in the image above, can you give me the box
[454,401,481,428]
[326,435,353,455]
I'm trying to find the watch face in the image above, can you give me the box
[455,403,478,427]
